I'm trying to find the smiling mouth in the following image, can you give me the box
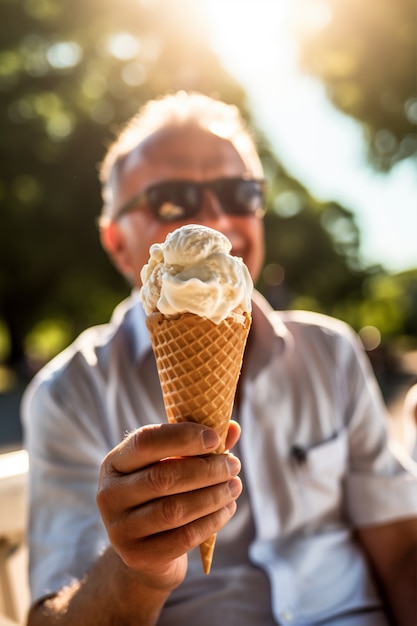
[231,248,245,259]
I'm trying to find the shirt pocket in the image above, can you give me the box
[293,429,348,524]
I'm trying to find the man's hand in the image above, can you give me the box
[96,421,242,592]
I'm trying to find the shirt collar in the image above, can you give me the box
[131,289,153,364]
[125,288,290,371]
[244,290,290,379]
[109,289,152,366]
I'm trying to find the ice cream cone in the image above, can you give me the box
[146,310,251,573]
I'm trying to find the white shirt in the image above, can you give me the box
[22,291,417,625]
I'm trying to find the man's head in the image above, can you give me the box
[98,91,265,286]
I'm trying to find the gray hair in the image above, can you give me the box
[99,91,263,219]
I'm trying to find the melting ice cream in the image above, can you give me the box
[140,224,253,324]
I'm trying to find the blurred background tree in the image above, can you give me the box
[0,0,249,373]
[0,0,415,391]
[297,0,417,171]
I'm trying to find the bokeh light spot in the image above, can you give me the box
[405,98,417,124]
[81,73,108,99]
[106,32,140,60]
[263,263,285,286]
[46,112,75,140]
[122,61,146,87]
[359,325,381,351]
[47,42,82,69]
[90,100,114,124]
[8,98,35,123]
[273,190,303,217]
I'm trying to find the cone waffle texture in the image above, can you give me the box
[146,310,251,573]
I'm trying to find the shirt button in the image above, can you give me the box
[279,609,294,622]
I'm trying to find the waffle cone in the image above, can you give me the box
[146,310,251,574]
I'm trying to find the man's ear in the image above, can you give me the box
[99,220,133,276]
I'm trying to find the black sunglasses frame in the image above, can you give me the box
[114,177,266,223]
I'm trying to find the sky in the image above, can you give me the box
[201,0,417,273]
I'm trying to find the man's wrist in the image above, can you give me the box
[101,547,178,623]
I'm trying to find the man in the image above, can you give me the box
[23,92,417,625]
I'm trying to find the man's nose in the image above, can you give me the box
[199,188,226,221]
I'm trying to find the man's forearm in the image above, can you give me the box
[384,545,417,626]
[27,547,172,626]
[357,520,417,626]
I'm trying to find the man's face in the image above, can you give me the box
[103,124,265,286]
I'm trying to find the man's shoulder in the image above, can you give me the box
[25,295,139,400]
[253,291,354,340]
[278,309,353,337]
[275,309,364,370]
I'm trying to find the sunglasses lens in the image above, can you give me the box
[216,180,264,215]
[144,179,264,222]
[148,183,201,221]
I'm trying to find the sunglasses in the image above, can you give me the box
[115,177,265,223]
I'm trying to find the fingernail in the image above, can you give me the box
[227,455,240,476]
[226,501,237,516]
[228,477,241,497]
[202,429,220,450]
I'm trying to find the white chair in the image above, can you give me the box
[0,450,30,625]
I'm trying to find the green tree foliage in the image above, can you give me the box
[297,0,417,170]
[0,0,248,371]
[256,162,369,314]
[0,0,412,377]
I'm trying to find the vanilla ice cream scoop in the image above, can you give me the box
[140,224,253,324]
